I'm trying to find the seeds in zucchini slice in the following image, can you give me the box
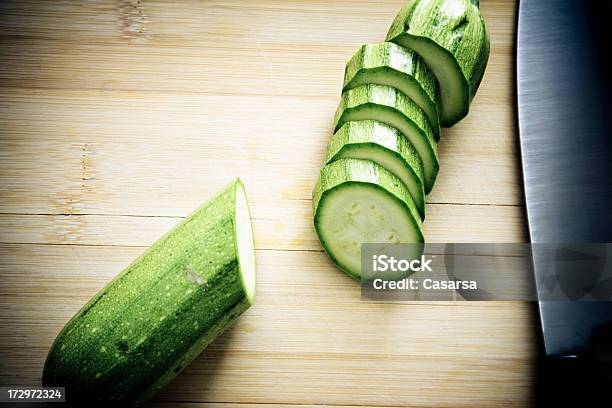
[313,158,424,279]
[333,84,439,193]
[386,0,490,127]
[326,120,426,219]
[42,179,256,405]
[343,42,441,139]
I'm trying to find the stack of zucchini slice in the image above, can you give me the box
[313,0,489,279]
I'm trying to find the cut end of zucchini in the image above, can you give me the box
[234,179,256,304]
[391,35,469,127]
[313,159,424,279]
[386,0,490,127]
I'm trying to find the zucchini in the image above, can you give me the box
[386,0,490,126]
[326,120,426,219]
[333,84,439,193]
[343,42,441,139]
[42,179,256,405]
[313,158,424,279]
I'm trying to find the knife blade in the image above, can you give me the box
[517,0,612,404]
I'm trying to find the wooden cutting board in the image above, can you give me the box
[0,1,536,407]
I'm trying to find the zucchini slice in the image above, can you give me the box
[326,120,426,219]
[333,84,439,193]
[313,158,424,279]
[386,0,490,126]
[43,179,256,405]
[343,42,441,139]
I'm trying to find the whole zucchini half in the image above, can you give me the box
[42,179,256,405]
[313,158,424,279]
[343,42,441,139]
[386,0,490,127]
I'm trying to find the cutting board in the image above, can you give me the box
[0,1,536,407]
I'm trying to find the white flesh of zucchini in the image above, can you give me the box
[235,182,256,303]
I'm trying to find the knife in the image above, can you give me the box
[517,0,612,405]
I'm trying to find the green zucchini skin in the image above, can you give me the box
[386,0,490,126]
[343,42,441,139]
[42,179,256,405]
[313,158,424,279]
[326,120,426,219]
[333,84,439,193]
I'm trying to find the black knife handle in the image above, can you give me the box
[536,327,612,407]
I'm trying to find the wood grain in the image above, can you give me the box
[0,1,534,407]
